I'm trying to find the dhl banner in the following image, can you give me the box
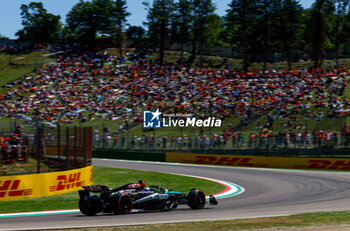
[166,152,350,171]
[0,165,93,201]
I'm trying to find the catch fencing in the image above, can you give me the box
[93,117,350,156]
[0,121,92,176]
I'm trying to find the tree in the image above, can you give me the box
[0,34,9,40]
[127,26,145,40]
[126,26,146,49]
[170,0,192,63]
[16,2,61,42]
[342,7,350,50]
[309,0,333,67]
[206,14,222,46]
[331,0,349,67]
[110,0,130,57]
[66,1,97,49]
[144,0,175,64]
[253,0,273,70]
[190,0,217,61]
[66,0,131,51]
[224,0,260,71]
[65,0,113,49]
[272,0,303,70]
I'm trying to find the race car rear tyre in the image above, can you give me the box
[113,194,133,214]
[79,195,100,216]
[187,189,206,210]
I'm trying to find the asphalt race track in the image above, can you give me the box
[2,159,350,230]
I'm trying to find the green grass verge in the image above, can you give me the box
[0,166,225,213]
[0,65,35,90]
[49,211,350,231]
[0,51,54,94]
[0,158,53,175]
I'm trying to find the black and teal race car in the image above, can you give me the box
[78,180,218,216]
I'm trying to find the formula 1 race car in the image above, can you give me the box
[78,180,218,216]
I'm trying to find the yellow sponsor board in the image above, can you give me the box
[166,152,350,171]
[0,165,93,201]
[45,147,59,155]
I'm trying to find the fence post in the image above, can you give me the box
[126,121,129,149]
[36,121,41,173]
[83,127,87,166]
[102,120,105,149]
[74,126,78,168]
[57,123,61,159]
[66,127,69,169]
[153,129,155,150]
[10,120,14,133]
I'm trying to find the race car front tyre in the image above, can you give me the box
[187,189,206,209]
[79,195,101,216]
[113,194,133,214]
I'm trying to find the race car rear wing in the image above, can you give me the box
[112,182,146,191]
[82,180,146,193]
[82,185,110,192]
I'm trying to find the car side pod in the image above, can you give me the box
[208,195,218,205]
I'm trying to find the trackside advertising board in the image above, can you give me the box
[0,165,93,201]
[166,152,350,171]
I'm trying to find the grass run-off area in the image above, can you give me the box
[50,211,350,231]
[0,158,53,175]
[0,51,54,94]
[0,166,225,213]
